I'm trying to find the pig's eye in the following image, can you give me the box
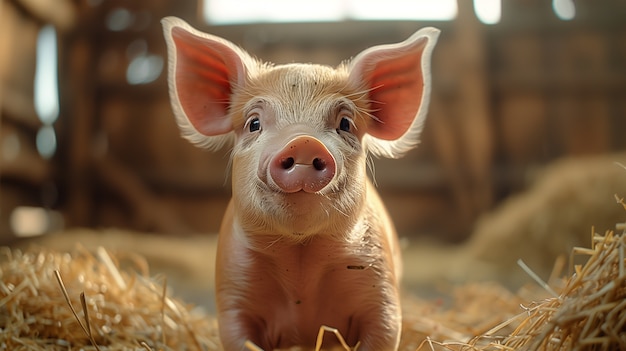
[248,117,261,132]
[338,117,352,133]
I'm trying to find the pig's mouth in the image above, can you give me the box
[280,187,324,200]
[270,185,333,213]
[252,173,358,237]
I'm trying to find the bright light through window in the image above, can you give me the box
[10,206,64,237]
[35,25,59,125]
[553,0,576,20]
[203,0,458,25]
[474,0,501,25]
[35,25,60,159]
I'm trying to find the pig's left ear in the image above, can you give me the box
[348,28,440,158]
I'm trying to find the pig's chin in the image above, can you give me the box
[245,176,360,237]
[271,190,338,235]
[280,189,329,214]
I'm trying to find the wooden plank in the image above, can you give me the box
[0,125,52,184]
[60,36,95,227]
[12,0,76,30]
[450,0,494,215]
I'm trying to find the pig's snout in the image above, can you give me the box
[269,136,336,193]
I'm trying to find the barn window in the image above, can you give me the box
[34,24,59,159]
[553,0,576,21]
[474,0,501,25]
[202,0,458,24]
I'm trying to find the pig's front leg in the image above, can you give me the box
[218,300,401,351]
[217,309,269,351]
[356,323,401,351]
[351,294,402,351]
[215,204,270,350]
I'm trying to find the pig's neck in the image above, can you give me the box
[240,204,366,245]
[239,211,374,269]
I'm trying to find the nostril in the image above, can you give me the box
[269,136,337,193]
[312,158,326,171]
[281,157,295,169]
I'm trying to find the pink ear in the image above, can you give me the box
[349,28,439,142]
[163,17,248,137]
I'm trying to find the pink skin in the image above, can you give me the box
[162,17,439,351]
[268,135,337,193]
[216,185,401,350]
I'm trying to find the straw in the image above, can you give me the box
[1,198,625,350]
[0,245,219,350]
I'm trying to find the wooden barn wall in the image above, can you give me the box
[1,0,625,244]
[0,0,75,238]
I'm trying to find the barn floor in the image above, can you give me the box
[3,225,625,350]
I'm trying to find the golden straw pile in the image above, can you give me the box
[0,246,220,350]
[1,205,625,350]
[467,229,626,351]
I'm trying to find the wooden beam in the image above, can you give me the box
[11,0,76,30]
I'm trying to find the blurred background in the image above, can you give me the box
[1,0,626,249]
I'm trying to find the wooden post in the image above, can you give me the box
[454,0,494,216]
[61,33,95,227]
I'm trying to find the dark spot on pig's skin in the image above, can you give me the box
[295,300,302,305]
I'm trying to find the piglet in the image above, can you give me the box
[162,17,439,351]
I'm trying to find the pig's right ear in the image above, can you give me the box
[161,17,255,150]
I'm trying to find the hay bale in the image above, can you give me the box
[465,153,626,288]
[403,154,626,291]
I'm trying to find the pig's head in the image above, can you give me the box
[162,17,439,239]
